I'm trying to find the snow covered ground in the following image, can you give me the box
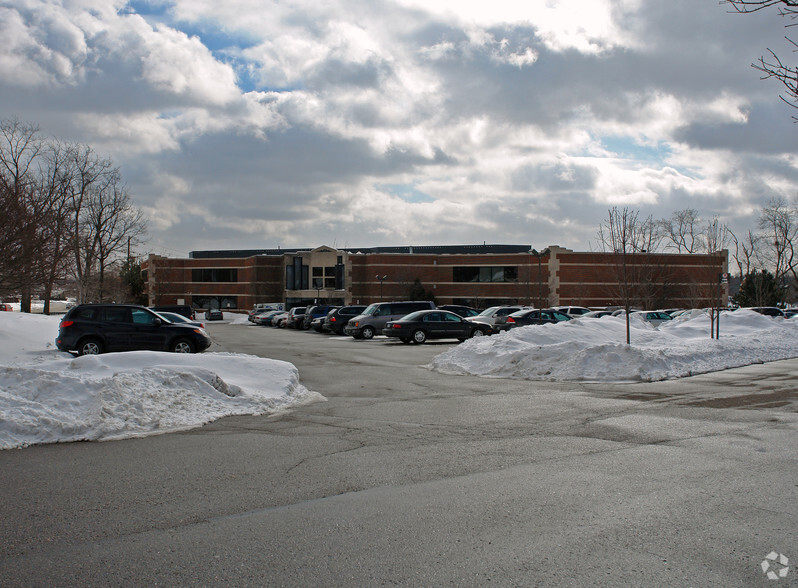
[2,307,797,450]
[0,311,322,450]
[431,309,798,382]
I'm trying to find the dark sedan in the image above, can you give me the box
[382,309,492,344]
[496,308,571,331]
[205,308,224,321]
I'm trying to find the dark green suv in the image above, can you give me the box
[56,304,212,355]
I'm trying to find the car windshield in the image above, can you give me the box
[361,304,378,316]
[475,306,501,317]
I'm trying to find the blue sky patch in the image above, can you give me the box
[123,1,265,92]
[379,184,436,203]
[601,136,672,164]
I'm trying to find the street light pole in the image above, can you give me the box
[530,248,550,324]
[376,274,387,301]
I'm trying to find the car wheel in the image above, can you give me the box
[471,327,486,337]
[77,337,103,356]
[171,338,195,353]
[412,329,427,344]
[361,326,375,340]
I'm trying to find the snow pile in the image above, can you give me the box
[3,307,797,450]
[431,310,798,382]
[0,312,322,450]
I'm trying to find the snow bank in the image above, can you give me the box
[0,312,322,449]
[430,310,798,382]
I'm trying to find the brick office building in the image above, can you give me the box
[141,244,728,311]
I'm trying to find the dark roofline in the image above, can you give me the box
[189,244,535,259]
[189,248,310,259]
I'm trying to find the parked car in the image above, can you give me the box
[437,304,480,318]
[495,308,571,331]
[271,311,290,328]
[466,305,528,327]
[301,305,336,330]
[154,311,205,329]
[205,308,224,321]
[611,308,642,317]
[581,310,614,318]
[382,310,492,344]
[0,303,12,311]
[552,305,591,317]
[737,307,785,317]
[324,305,367,335]
[345,301,436,339]
[248,303,282,321]
[284,307,307,329]
[784,308,798,318]
[150,304,195,321]
[310,315,328,332]
[56,304,211,355]
[631,310,674,326]
[253,310,282,326]
[670,308,708,320]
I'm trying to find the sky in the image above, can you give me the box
[2,306,798,450]
[2,0,797,258]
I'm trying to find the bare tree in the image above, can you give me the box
[703,217,733,253]
[0,119,45,311]
[729,228,763,277]
[0,118,149,308]
[37,140,79,314]
[758,196,798,301]
[725,0,798,119]
[598,208,641,344]
[702,218,733,336]
[661,208,702,252]
[83,174,147,301]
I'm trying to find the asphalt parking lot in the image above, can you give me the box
[1,321,797,586]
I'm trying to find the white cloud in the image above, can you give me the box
[2,0,797,257]
[138,23,239,105]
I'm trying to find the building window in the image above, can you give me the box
[191,268,238,282]
[453,266,518,283]
[312,267,337,289]
[287,257,308,290]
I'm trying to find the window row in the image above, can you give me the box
[192,268,238,283]
[452,266,518,283]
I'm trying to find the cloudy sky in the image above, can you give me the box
[2,0,797,257]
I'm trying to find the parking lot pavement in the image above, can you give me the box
[1,323,796,586]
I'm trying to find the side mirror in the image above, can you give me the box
[153,318,162,326]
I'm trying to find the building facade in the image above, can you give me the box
[141,244,729,311]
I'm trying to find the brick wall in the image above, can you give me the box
[143,247,728,310]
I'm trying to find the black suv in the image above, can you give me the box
[301,305,336,330]
[324,305,367,335]
[57,304,212,355]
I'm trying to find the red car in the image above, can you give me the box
[0,303,13,311]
